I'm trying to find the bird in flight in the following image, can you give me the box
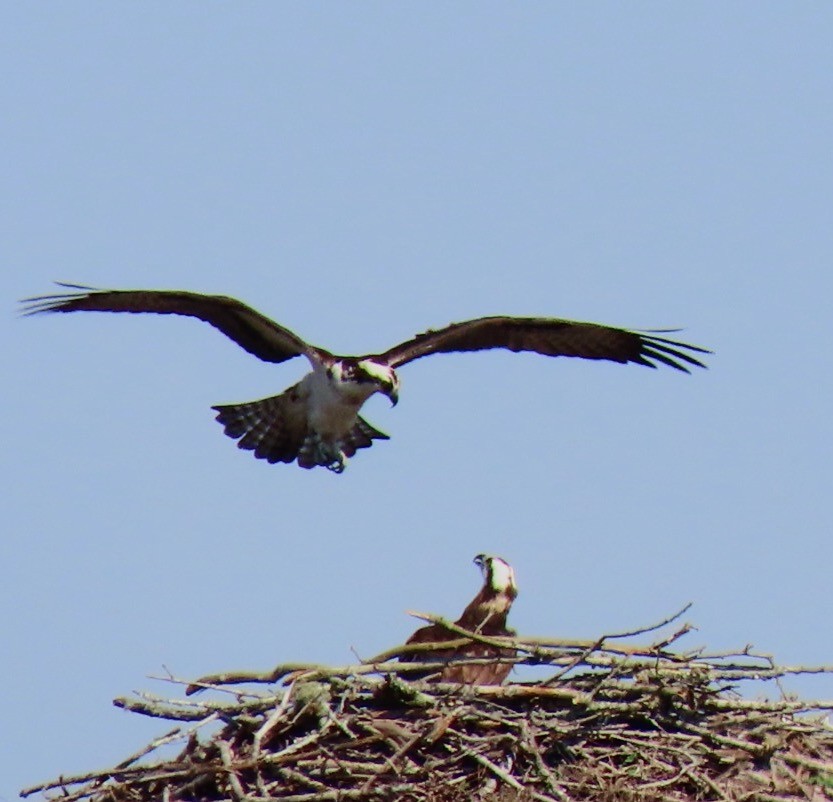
[22,284,709,473]
[403,553,518,685]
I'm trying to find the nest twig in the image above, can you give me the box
[22,606,833,801]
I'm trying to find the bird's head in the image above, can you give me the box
[473,553,517,596]
[354,359,400,406]
[326,359,400,405]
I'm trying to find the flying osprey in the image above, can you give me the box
[22,284,709,473]
[403,553,518,685]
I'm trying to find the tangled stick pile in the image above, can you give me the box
[23,608,833,801]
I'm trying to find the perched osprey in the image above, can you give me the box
[22,284,709,473]
[403,553,518,685]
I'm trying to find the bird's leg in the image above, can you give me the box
[326,456,346,474]
[311,434,346,473]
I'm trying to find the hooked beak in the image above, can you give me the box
[383,383,399,407]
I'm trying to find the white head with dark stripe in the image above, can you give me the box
[473,553,517,597]
[326,358,400,406]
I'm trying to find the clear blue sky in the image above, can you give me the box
[3,4,832,798]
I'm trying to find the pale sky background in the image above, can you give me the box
[3,4,833,799]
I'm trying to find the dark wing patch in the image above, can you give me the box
[403,623,514,685]
[440,643,514,686]
[401,623,457,680]
[21,283,311,365]
[377,317,709,373]
[405,623,452,647]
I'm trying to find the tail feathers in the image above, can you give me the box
[212,389,389,471]
[213,387,307,466]
[296,416,389,471]
[341,417,390,458]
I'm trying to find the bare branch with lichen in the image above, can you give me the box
[20,608,833,802]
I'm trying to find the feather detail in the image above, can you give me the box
[213,388,388,472]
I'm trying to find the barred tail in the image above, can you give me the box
[212,386,389,471]
[213,388,308,466]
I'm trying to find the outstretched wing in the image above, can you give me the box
[21,283,313,364]
[377,316,709,373]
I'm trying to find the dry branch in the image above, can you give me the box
[21,610,833,802]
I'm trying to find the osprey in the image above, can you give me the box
[22,284,709,473]
[403,553,518,685]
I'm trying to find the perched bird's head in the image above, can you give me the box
[330,358,399,406]
[473,553,517,596]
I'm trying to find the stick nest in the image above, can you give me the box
[23,607,833,801]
